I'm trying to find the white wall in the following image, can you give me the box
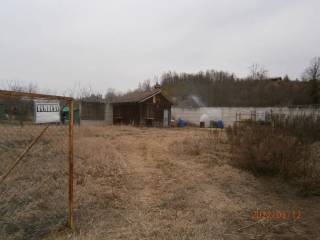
[172,107,319,127]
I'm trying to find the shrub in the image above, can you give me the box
[227,115,320,195]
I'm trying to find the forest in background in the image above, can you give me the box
[141,59,320,107]
[160,71,311,107]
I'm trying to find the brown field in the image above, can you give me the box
[1,126,320,240]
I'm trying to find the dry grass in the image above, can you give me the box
[0,126,320,240]
[0,125,69,238]
[227,121,320,195]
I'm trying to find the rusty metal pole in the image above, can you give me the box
[0,125,49,185]
[67,99,74,229]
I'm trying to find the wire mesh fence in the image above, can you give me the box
[0,90,74,239]
[235,107,320,127]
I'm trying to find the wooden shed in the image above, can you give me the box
[111,86,172,127]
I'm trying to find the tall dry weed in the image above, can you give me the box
[227,116,320,195]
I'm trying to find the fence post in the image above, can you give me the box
[68,99,74,229]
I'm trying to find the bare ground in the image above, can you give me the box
[1,126,320,239]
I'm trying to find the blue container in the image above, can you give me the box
[216,120,224,129]
[178,119,185,128]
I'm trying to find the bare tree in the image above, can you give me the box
[4,80,38,93]
[302,57,320,104]
[78,84,94,99]
[283,75,290,81]
[63,82,95,99]
[152,75,160,86]
[138,79,152,91]
[248,63,268,80]
[105,88,117,102]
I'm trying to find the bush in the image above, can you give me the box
[227,115,320,195]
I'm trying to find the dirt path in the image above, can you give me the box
[115,129,203,239]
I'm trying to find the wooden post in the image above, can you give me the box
[67,99,74,229]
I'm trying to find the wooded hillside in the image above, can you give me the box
[160,70,312,107]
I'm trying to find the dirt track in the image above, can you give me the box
[1,126,320,239]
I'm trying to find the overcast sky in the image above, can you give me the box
[1,0,320,94]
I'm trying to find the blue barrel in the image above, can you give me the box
[178,119,185,128]
[216,120,224,129]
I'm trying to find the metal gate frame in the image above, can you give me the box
[0,90,75,229]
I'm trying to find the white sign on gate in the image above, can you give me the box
[34,100,61,123]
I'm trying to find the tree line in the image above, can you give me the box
[159,70,310,107]
[159,59,320,107]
